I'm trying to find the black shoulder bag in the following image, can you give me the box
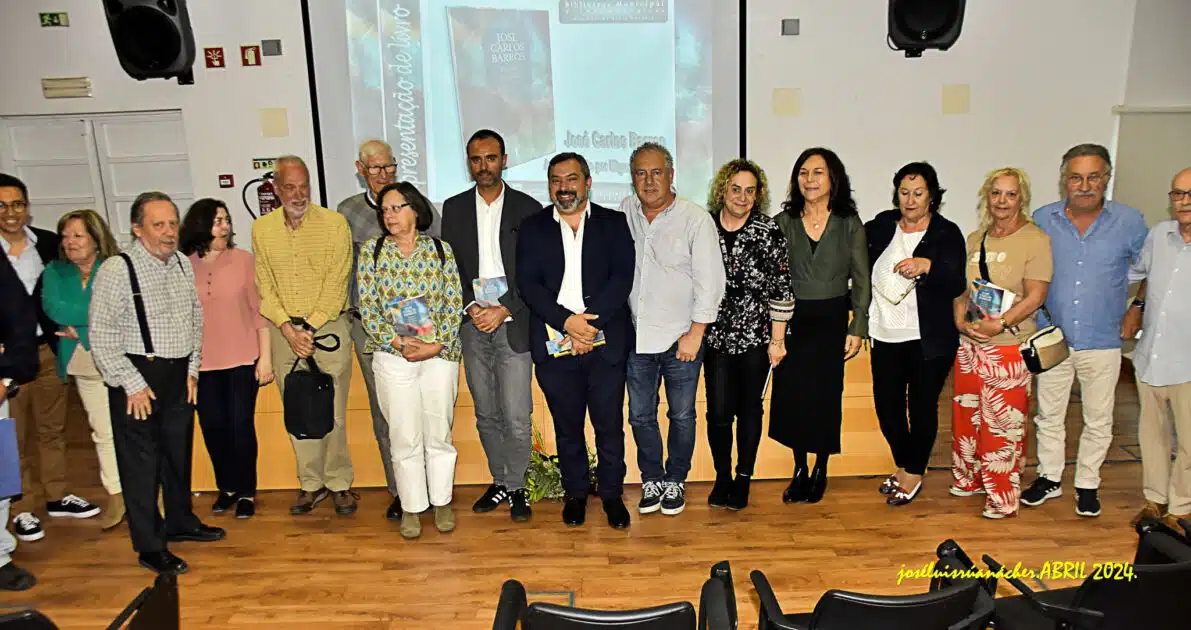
[283,328,341,440]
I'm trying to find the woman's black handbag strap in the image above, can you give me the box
[118,253,155,357]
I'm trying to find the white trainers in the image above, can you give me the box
[13,512,44,542]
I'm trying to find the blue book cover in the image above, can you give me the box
[389,295,436,342]
[473,276,508,308]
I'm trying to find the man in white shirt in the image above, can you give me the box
[1123,166,1191,535]
[616,143,726,517]
[441,130,540,522]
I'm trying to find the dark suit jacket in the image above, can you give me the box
[0,226,60,353]
[516,203,635,365]
[441,183,541,354]
[864,209,967,360]
[0,254,39,385]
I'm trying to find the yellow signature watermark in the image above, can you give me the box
[896,561,1135,585]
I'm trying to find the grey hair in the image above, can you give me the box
[1060,143,1112,178]
[130,191,177,232]
[629,142,674,172]
[275,154,310,179]
[357,139,392,162]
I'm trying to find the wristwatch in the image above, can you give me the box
[1131,298,1146,312]
[999,317,1010,333]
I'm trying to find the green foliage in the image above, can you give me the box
[525,421,597,504]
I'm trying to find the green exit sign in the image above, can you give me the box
[39,12,69,27]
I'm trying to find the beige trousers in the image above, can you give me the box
[1033,348,1121,489]
[69,347,121,495]
[1138,380,1191,515]
[270,314,354,492]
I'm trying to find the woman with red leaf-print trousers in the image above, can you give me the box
[951,168,1052,519]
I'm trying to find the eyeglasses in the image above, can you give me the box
[1169,189,1191,201]
[366,163,398,175]
[1067,173,1106,187]
[382,202,411,214]
[0,200,28,213]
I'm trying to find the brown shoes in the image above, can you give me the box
[290,488,330,515]
[333,490,359,515]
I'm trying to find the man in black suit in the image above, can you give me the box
[516,152,636,528]
[0,173,99,546]
[441,130,541,522]
[0,239,40,590]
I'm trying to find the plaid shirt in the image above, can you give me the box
[89,240,203,393]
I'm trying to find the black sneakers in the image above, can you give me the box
[212,492,237,514]
[661,482,686,516]
[12,513,43,542]
[385,496,403,521]
[1021,477,1062,506]
[509,488,532,522]
[472,484,509,513]
[235,498,255,519]
[46,494,100,519]
[638,481,663,514]
[1076,488,1101,517]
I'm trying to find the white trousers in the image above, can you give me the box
[1033,348,1121,489]
[372,352,460,513]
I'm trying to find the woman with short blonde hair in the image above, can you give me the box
[950,167,1052,519]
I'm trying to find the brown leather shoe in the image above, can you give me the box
[1162,513,1190,537]
[332,490,359,515]
[290,488,330,515]
[1130,501,1167,528]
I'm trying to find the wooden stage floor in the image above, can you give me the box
[0,461,1149,629]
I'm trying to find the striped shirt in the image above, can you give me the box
[89,240,203,393]
[251,204,353,331]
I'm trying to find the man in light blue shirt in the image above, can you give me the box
[1123,166,1191,535]
[1021,144,1148,518]
[617,142,725,518]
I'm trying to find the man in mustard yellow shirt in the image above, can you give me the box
[252,155,357,516]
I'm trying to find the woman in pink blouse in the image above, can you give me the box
[180,199,272,519]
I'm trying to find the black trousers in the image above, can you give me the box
[195,363,259,497]
[870,339,954,476]
[108,356,201,554]
[535,351,627,500]
[705,345,770,479]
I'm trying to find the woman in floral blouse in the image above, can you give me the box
[358,181,463,540]
[703,159,795,511]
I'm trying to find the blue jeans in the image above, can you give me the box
[626,341,703,484]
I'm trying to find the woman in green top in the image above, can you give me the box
[771,148,871,504]
[40,209,125,530]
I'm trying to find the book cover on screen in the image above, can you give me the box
[966,279,1017,322]
[446,6,555,169]
[546,324,607,358]
[389,295,436,342]
[473,276,508,308]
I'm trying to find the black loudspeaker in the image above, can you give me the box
[888,0,966,58]
[103,0,196,84]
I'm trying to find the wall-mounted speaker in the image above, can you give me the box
[103,0,196,84]
[888,0,966,58]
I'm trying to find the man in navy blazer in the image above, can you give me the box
[516,152,635,529]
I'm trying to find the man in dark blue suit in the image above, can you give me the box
[516,153,635,529]
[1,248,39,590]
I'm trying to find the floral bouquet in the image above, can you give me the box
[526,421,597,504]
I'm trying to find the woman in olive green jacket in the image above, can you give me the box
[771,148,871,504]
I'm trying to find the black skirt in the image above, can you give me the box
[768,296,849,454]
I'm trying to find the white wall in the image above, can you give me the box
[1123,0,1191,107]
[746,0,1137,237]
[0,0,316,237]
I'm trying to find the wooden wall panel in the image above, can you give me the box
[191,350,894,491]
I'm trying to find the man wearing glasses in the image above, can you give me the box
[1022,143,1148,518]
[336,140,440,522]
[1122,167,1191,535]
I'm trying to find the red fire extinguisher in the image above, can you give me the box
[243,171,279,218]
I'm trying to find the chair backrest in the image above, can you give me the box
[0,610,58,629]
[1070,531,1191,629]
[808,580,984,630]
[107,573,179,630]
[524,602,696,630]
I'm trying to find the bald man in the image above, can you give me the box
[253,155,357,516]
[1125,167,1191,535]
[336,140,442,521]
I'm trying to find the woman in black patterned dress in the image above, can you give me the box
[702,159,795,511]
